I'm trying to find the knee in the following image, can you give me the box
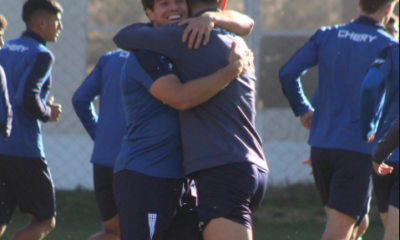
[33,217,56,232]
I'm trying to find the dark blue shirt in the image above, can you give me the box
[72,50,129,168]
[279,17,398,155]
[0,65,12,138]
[114,9,268,175]
[114,50,185,179]
[0,31,54,158]
[373,117,399,164]
[360,44,399,162]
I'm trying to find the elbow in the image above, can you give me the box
[240,20,255,37]
[169,96,193,111]
[279,68,292,85]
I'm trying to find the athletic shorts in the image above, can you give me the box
[191,162,268,231]
[311,147,373,224]
[0,154,56,224]
[113,170,202,240]
[93,164,118,222]
[373,162,399,212]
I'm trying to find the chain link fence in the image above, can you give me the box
[2,0,398,190]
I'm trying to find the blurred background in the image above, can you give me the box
[1,0,398,239]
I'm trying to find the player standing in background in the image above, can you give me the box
[360,43,399,240]
[72,50,130,240]
[113,1,256,239]
[0,1,63,239]
[279,0,398,239]
[386,15,399,39]
[114,1,269,240]
[0,14,12,139]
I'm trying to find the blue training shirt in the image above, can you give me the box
[72,50,129,168]
[279,16,398,155]
[0,31,55,158]
[0,65,12,138]
[114,9,268,176]
[360,44,399,162]
[115,50,185,179]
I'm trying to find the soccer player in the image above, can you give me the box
[0,1,63,239]
[113,1,257,240]
[279,0,398,239]
[72,50,130,240]
[360,43,399,240]
[0,14,12,139]
[113,1,269,240]
[386,15,399,39]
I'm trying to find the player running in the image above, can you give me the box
[113,0,256,239]
[279,0,398,239]
[114,1,269,240]
[360,43,399,240]
[0,1,63,239]
[0,14,12,139]
[72,50,130,240]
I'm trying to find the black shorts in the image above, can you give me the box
[93,164,118,222]
[373,162,399,212]
[0,154,56,224]
[113,170,202,240]
[311,147,373,224]
[192,162,268,231]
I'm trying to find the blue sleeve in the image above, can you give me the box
[0,66,12,138]
[279,30,319,117]
[133,50,176,91]
[113,23,184,61]
[360,46,393,141]
[23,52,54,122]
[373,117,399,164]
[72,58,102,141]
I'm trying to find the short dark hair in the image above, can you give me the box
[388,14,399,24]
[360,0,397,14]
[22,0,63,24]
[141,0,155,10]
[186,0,220,7]
[0,14,7,31]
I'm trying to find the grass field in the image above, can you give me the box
[1,186,385,240]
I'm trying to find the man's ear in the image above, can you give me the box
[145,8,155,22]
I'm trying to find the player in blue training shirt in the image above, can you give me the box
[0,1,63,239]
[114,1,269,240]
[72,50,130,240]
[112,1,266,239]
[0,14,12,139]
[279,0,398,239]
[360,43,399,240]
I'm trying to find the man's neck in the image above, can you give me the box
[360,13,387,25]
[27,27,47,43]
[190,4,219,17]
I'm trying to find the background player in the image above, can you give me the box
[72,50,130,240]
[0,14,12,139]
[0,1,63,239]
[373,117,399,240]
[279,0,398,239]
[114,1,269,240]
[360,43,399,240]
[113,0,256,239]
[386,14,399,39]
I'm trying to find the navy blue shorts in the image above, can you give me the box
[0,154,56,224]
[373,162,399,212]
[311,147,373,224]
[113,170,202,240]
[93,164,118,222]
[191,162,268,231]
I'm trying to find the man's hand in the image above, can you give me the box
[373,162,394,176]
[302,157,313,176]
[300,110,314,130]
[368,132,376,144]
[228,42,254,76]
[47,96,62,122]
[179,13,215,49]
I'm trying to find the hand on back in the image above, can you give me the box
[228,42,254,76]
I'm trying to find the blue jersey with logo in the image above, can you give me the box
[73,50,129,168]
[115,50,185,179]
[360,44,399,162]
[0,31,55,158]
[279,17,398,155]
[113,9,268,175]
[0,65,12,138]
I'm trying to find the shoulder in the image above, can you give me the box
[101,50,131,65]
[378,43,399,59]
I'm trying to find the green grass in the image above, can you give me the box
[1,185,386,240]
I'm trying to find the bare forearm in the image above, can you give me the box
[174,64,240,110]
[210,11,254,36]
